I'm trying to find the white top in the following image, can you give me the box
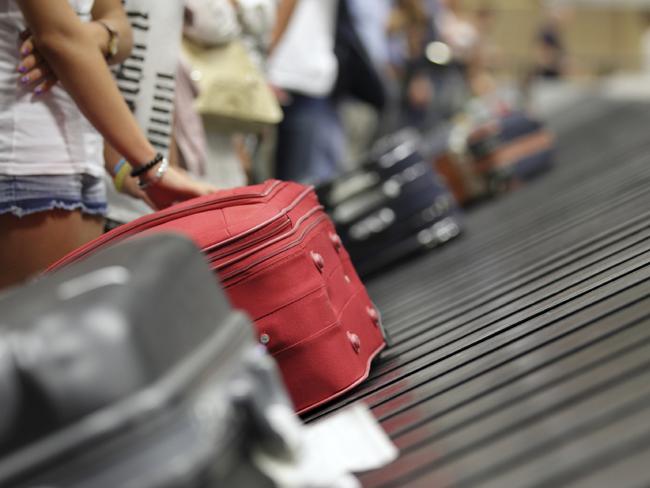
[267,0,338,97]
[0,0,104,177]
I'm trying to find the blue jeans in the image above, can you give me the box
[0,174,107,218]
[274,94,344,184]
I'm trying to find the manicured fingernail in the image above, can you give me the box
[20,76,29,84]
[18,65,27,73]
[21,47,30,55]
[34,87,42,95]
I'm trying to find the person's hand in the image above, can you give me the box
[142,166,218,210]
[269,83,292,106]
[16,30,58,95]
[17,20,112,95]
[118,174,157,209]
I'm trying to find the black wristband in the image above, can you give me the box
[130,153,163,178]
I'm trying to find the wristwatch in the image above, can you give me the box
[97,20,119,61]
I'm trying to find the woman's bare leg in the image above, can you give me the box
[0,209,104,291]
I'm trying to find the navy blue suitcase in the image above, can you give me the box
[468,112,555,186]
[317,129,462,276]
[468,113,541,156]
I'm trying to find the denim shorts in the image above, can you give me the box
[0,174,107,218]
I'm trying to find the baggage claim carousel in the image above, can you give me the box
[307,96,650,487]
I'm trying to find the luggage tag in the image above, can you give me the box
[252,403,397,488]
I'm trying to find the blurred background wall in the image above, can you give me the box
[460,0,650,79]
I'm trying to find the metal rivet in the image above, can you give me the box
[329,232,342,252]
[260,333,270,345]
[347,331,361,353]
[367,306,380,326]
[310,251,325,272]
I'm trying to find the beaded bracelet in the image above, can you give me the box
[139,157,170,190]
[130,152,163,178]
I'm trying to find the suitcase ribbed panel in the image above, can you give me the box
[305,98,650,488]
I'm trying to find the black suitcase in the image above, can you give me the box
[0,234,296,488]
[318,129,462,276]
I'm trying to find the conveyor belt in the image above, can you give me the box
[308,99,650,487]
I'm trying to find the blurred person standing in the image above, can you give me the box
[435,0,478,67]
[640,11,650,74]
[267,0,342,184]
[471,4,502,80]
[348,0,391,69]
[464,4,512,119]
[641,12,650,74]
[339,0,393,163]
[532,6,570,80]
[0,0,214,289]
[103,0,189,226]
[183,0,279,188]
[388,0,447,128]
[433,0,478,116]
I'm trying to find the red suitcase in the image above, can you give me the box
[48,180,386,413]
